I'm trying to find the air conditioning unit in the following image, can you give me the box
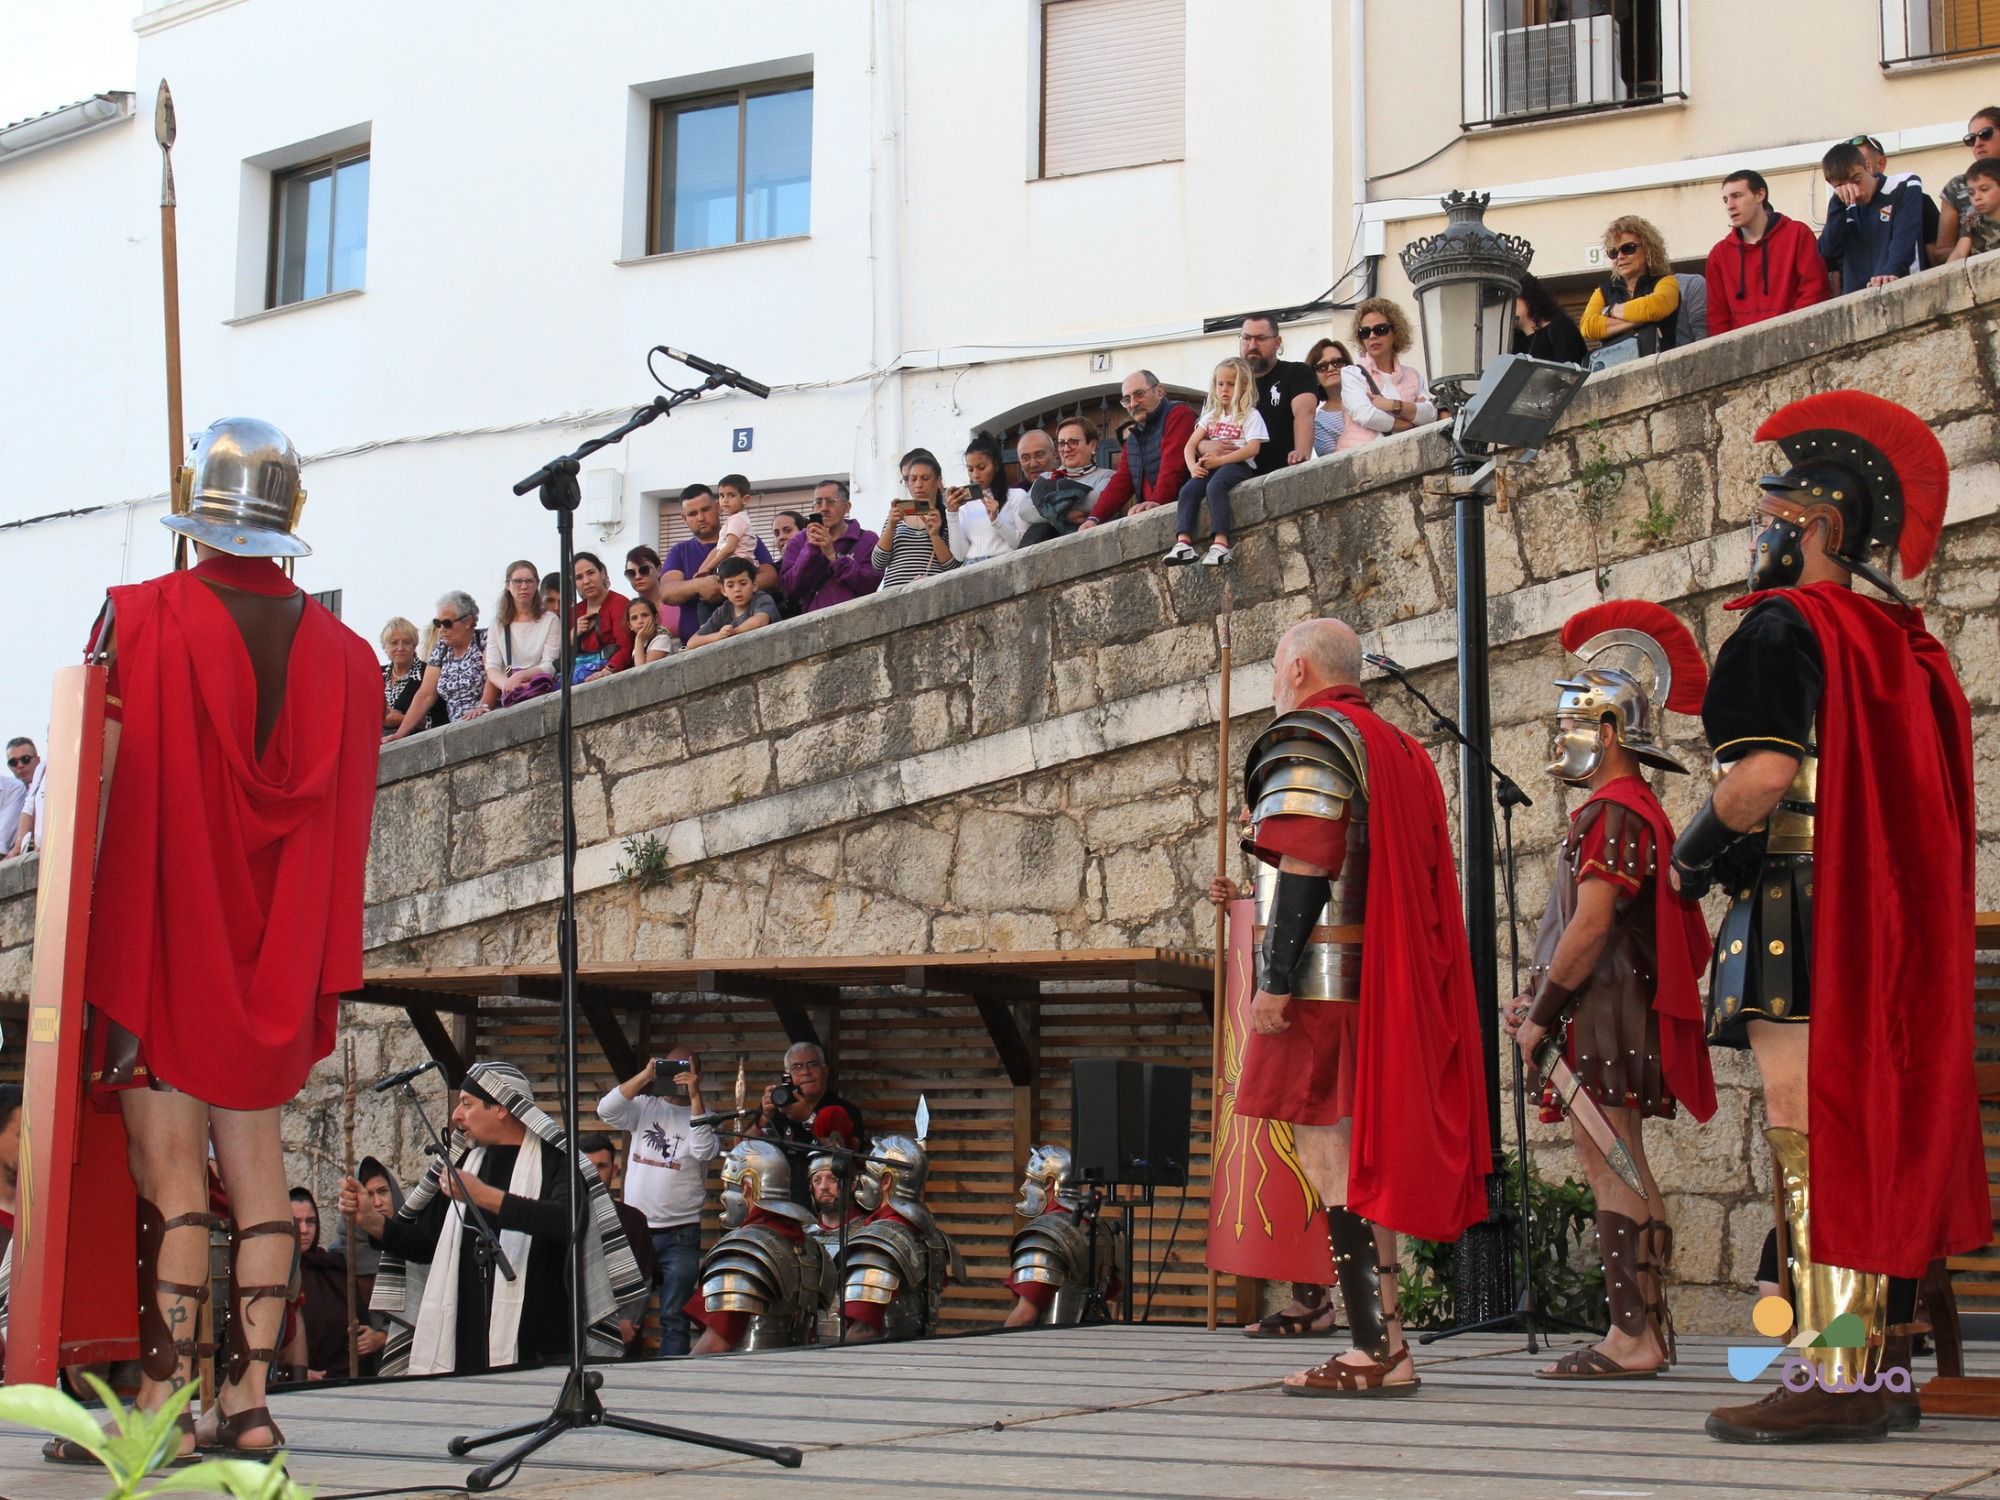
[1489,15,1624,119]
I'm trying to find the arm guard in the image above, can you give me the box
[1259,869,1330,996]
[1526,979,1578,1031]
[1670,797,1750,902]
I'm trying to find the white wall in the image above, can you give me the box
[0,0,1340,739]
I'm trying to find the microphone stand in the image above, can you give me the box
[397,1077,515,1287]
[1369,663,1594,1352]
[447,373,799,1490]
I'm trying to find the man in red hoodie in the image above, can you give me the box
[1705,169,1830,335]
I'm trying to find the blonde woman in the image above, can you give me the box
[484,559,561,699]
[1580,216,1681,357]
[379,617,442,735]
[1166,356,1265,567]
[1335,298,1436,453]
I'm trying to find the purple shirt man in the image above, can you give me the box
[780,480,882,613]
[660,485,779,642]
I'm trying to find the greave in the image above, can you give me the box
[1595,1210,1649,1340]
[1327,1206,1393,1362]
[1766,1127,1885,1386]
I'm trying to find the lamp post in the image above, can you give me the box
[1399,191,1534,1323]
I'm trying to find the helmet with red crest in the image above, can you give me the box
[1548,600,1709,785]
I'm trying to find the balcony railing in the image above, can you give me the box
[1464,0,1686,129]
[1881,0,2000,65]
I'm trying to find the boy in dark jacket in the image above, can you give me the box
[1705,169,1829,335]
[1817,141,1927,294]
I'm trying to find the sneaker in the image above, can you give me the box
[1162,541,1199,566]
[1201,543,1233,566]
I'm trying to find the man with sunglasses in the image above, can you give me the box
[1083,371,1196,527]
[1,739,34,857]
[1238,315,1319,472]
[1705,168,1829,336]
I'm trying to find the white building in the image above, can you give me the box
[4,0,1989,739]
[0,0,1344,737]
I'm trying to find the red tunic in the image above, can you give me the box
[1732,581,1985,1277]
[83,556,380,1110]
[1234,686,1491,1243]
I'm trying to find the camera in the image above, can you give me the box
[647,1057,693,1099]
[770,1073,800,1111]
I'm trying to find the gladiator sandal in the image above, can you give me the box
[43,1197,211,1467]
[1284,1208,1419,1398]
[203,1218,299,1453]
[1538,1210,1658,1379]
[1641,1217,1678,1367]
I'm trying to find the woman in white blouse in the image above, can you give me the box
[484,559,561,697]
[1334,298,1437,453]
[946,432,1034,563]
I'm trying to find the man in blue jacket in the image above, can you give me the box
[1817,141,1927,294]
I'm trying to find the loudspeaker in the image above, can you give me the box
[1071,1060,1191,1187]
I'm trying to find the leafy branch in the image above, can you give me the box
[614,832,671,889]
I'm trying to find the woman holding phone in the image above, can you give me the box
[870,448,960,590]
[945,431,1032,563]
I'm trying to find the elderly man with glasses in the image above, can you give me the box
[2,739,36,857]
[1082,371,1197,529]
[752,1042,868,1205]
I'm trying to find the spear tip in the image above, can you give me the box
[154,79,175,149]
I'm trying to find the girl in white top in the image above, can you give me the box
[1165,357,1265,567]
[1335,298,1437,452]
[628,596,675,664]
[484,559,563,697]
[946,434,1034,562]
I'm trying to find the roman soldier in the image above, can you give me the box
[44,419,380,1466]
[837,1135,963,1343]
[1232,618,1490,1398]
[1505,600,1717,1380]
[1003,1144,1121,1328]
[688,1140,829,1354]
[1673,392,1985,1443]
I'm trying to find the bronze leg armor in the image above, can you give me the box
[1327,1206,1394,1362]
[1767,1127,1884,1386]
[1596,1211,1649,1341]
[224,1218,301,1386]
[136,1197,215,1384]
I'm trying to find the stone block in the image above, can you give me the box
[1641,1086,1752,1195]
[578,706,686,777]
[771,690,954,786]
[1823,323,1990,423]
[366,777,451,904]
[756,647,893,734]
[1659,1191,1726,1283]
[682,683,762,755]
[610,741,775,835]
[930,911,988,950]
[988,910,1060,949]
[1647,401,1713,454]
[1100,844,1182,923]
[1051,569,1170,653]
[450,778,562,882]
[968,598,1052,736]
[691,880,767,957]
[1067,740,1185,809]
[1298,490,1441,628]
[1726,1199,1775,1287]
[949,810,1086,912]
[1084,793,1198,850]
[841,817,957,906]
[1094,622,1216,703]
[1051,653,1099,715]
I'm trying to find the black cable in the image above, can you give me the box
[1369,133,1465,183]
[316,1487,469,1498]
[1140,1179,1190,1323]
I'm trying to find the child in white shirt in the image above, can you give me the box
[1165,357,1265,567]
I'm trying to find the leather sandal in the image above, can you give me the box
[1282,1343,1420,1397]
[204,1404,288,1455]
[197,1217,298,1455]
[1245,1302,1339,1339]
[43,1410,198,1467]
[1534,1343,1660,1380]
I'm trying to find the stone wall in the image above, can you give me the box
[4,257,1996,1327]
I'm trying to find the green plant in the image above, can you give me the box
[1636,485,1681,544]
[613,832,671,889]
[1397,1151,1606,1331]
[0,1377,309,1498]
[1572,424,1631,596]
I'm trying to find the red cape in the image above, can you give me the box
[1729,581,1985,1276]
[1586,778,1716,1121]
[84,557,380,1110]
[1331,687,1491,1242]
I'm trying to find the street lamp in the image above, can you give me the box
[1397,192,1538,1328]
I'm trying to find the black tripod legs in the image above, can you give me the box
[449,1368,802,1491]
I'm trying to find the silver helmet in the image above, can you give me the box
[1016,1143,1079,1218]
[1546,602,1709,786]
[719,1139,793,1228]
[164,416,310,558]
[853,1134,928,1214]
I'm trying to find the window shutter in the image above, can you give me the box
[1041,0,1185,178]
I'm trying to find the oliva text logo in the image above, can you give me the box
[1727,1295,1910,1393]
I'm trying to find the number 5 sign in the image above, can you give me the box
[731,427,754,453]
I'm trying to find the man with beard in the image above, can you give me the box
[1238,315,1319,472]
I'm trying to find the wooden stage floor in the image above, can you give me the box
[2,1326,1996,1500]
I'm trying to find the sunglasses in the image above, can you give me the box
[1356,322,1393,338]
[1845,134,1883,151]
[1967,125,1998,147]
[1313,359,1346,372]
[1057,436,1088,446]
[624,565,654,579]
[1609,241,1642,257]
[432,616,463,629]
[6,755,31,767]
[507,575,537,586]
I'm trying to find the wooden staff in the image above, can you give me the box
[342,1036,359,1378]
[1205,607,1233,1332]
[155,81,188,570]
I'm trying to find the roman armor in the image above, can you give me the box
[839,1135,963,1341]
[1008,1144,1120,1327]
[698,1140,828,1351]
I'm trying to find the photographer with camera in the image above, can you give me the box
[596,1051,719,1357]
[751,1042,867,1203]
[778,479,882,615]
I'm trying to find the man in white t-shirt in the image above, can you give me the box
[596,1051,719,1356]
[0,739,33,857]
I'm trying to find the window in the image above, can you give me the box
[1039,0,1185,178]
[649,80,811,254]
[1882,0,2000,63]
[269,148,368,308]
[1464,0,1685,127]
[310,588,343,620]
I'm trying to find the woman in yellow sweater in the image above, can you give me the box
[1580,216,1682,358]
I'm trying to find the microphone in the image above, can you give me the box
[1362,651,1411,681]
[372,1059,438,1094]
[659,347,772,400]
[688,1106,759,1127]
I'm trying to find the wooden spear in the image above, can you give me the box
[342,1036,359,1378]
[155,81,187,570]
[1205,607,1233,1332]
